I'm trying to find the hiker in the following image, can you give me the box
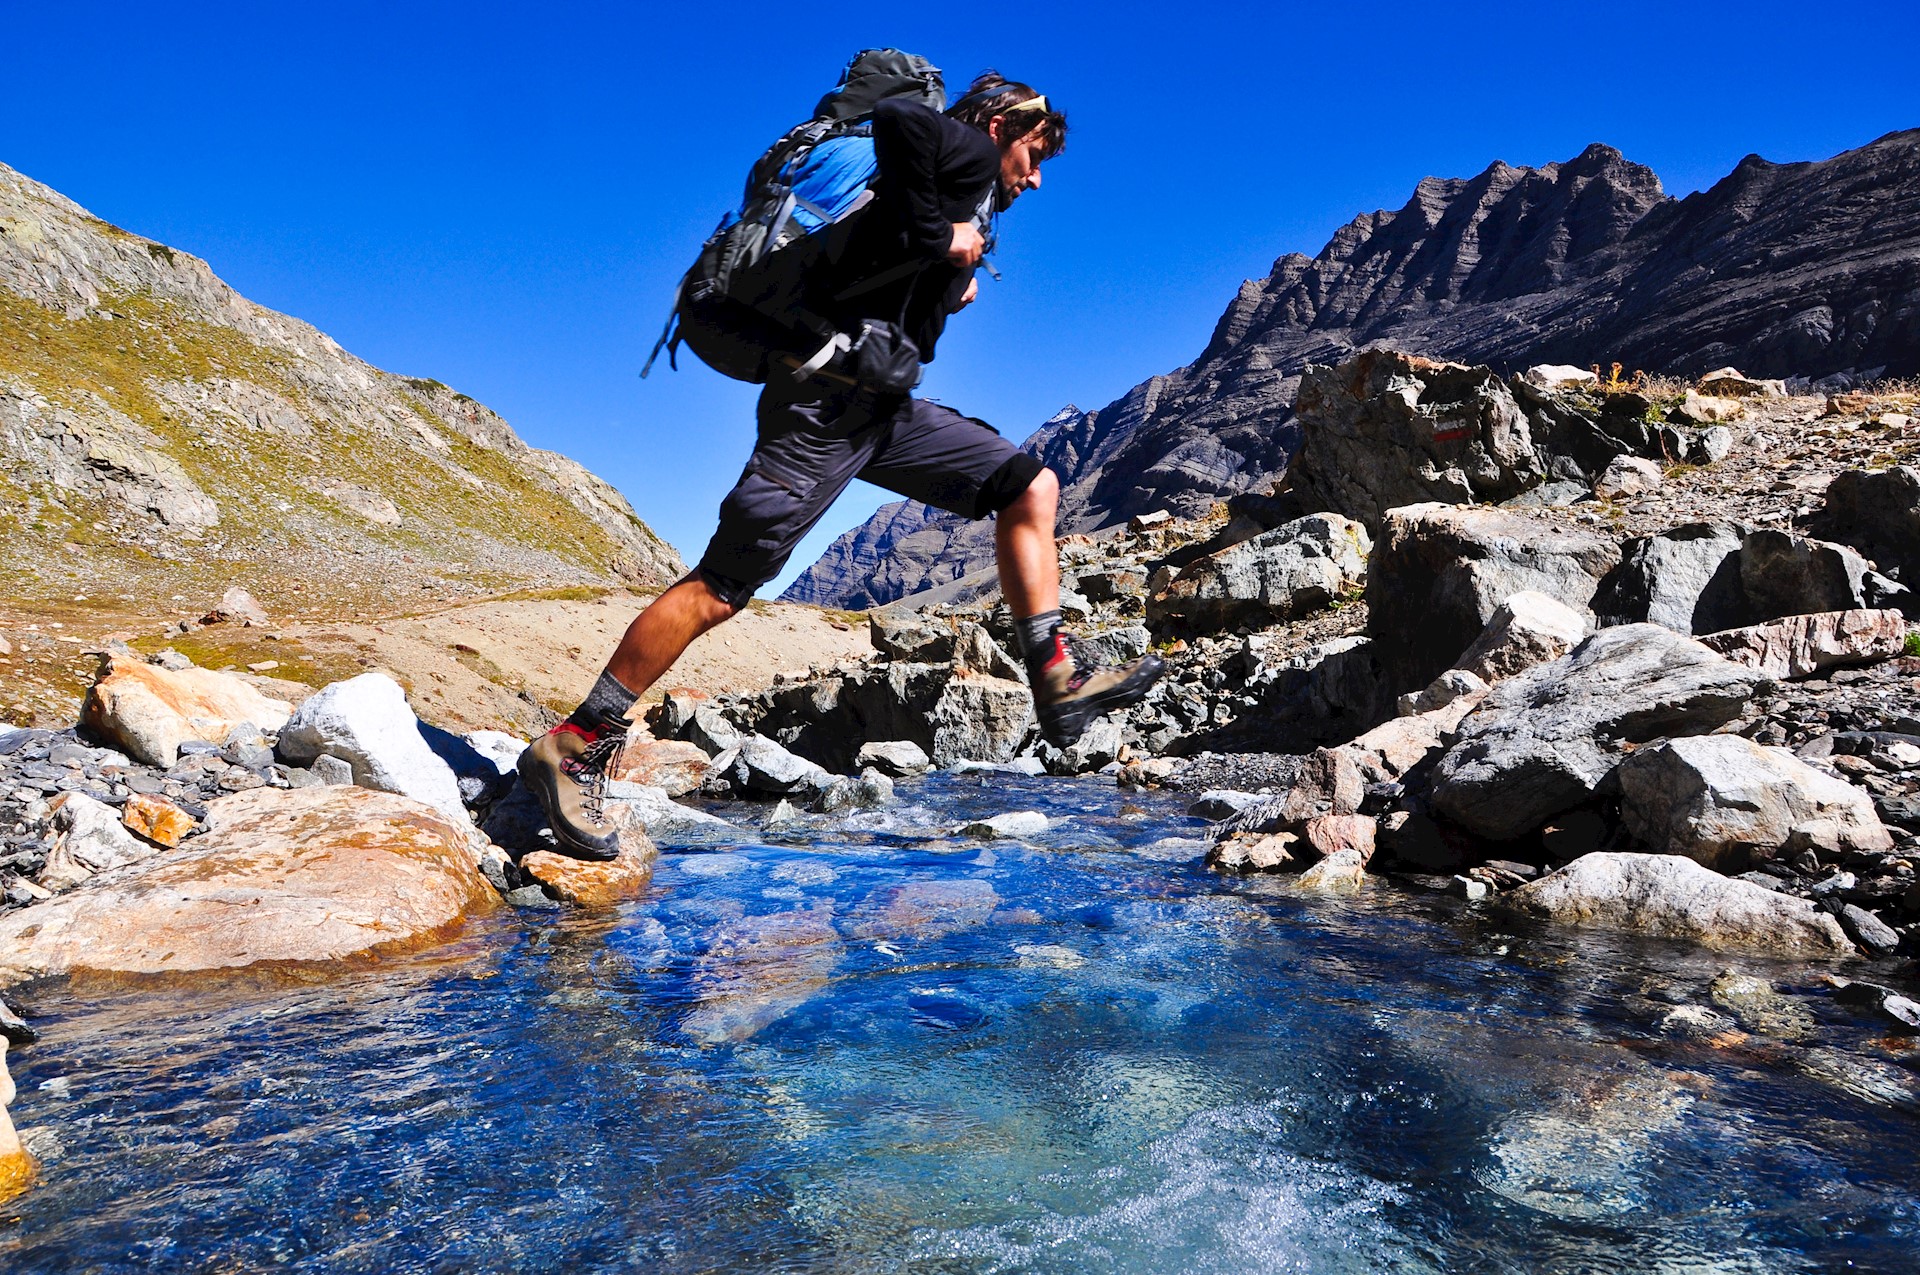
[520,71,1165,860]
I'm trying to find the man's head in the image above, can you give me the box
[946,72,1066,207]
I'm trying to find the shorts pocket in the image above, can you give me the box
[746,449,822,498]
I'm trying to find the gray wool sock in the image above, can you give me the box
[1014,610,1063,661]
[565,668,639,737]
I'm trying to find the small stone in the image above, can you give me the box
[1207,832,1297,874]
[812,769,894,813]
[1450,875,1491,901]
[1594,456,1664,500]
[855,740,932,777]
[121,792,195,848]
[1297,848,1367,892]
[311,754,354,786]
[201,586,269,627]
[958,811,1050,839]
[1831,902,1901,956]
[1187,790,1261,821]
[504,885,562,909]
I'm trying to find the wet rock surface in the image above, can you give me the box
[0,785,500,984]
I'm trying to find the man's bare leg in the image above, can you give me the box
[995,466,1061,618]
[994,465,1164,747]
[604,572,741,701]
[516,572,738,860]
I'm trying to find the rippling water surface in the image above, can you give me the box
[3,773,1917,1272]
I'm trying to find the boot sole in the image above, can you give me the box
[516,749,623,862]
[1038,655,1166,750]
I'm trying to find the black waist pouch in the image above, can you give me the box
[845,321,923,393]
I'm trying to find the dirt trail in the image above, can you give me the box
[1,591,873,737]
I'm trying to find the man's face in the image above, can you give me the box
[993,119,1048,204]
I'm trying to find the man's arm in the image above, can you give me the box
[870,100,981,267]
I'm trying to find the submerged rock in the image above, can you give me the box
[683,906,843,1045]
[1501,852,1855,955]
[0,1042,30,1203]
[0,786,500,984]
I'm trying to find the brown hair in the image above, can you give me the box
[945,71,1067,159]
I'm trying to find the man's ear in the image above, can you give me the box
[986,114,1007,146]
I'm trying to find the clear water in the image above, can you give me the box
[2,773,1917,1273]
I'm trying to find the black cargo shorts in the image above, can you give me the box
[696,376,1045,606]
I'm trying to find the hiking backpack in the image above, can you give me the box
[642,49,950,385]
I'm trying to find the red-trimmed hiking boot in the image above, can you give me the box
[1029,632,1165,749]
[516,724,624,861]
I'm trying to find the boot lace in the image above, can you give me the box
[560,731,626,823]
[1060,633,1102,693]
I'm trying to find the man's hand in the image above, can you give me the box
[957,277,979,310]
[946,222,985,268]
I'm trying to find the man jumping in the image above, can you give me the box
[520,72,1165,860]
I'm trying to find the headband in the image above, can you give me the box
[1003,95,1049,114]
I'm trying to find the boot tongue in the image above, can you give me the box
[1027,631,1071,680]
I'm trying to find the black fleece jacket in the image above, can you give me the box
[818,99,998,363]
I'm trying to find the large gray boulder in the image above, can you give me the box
[1502,852,1855,955]
[1431,625,1766,840]
[1367,503,1621,693]
[1290,351,1547,524]
[721,735,833,798]
[1814,466,1920,605]
[1593,522,1747,632]
[1739,529,1908,620]
[1617,735,1893,871]
[277,673,469,825]
[1597,525,1907,635]
[1148,513,1370,632]
[930,676,1032,766]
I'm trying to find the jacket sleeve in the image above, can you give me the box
[871,100,954,261]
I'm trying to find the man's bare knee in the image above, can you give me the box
[1005,467,1059,523]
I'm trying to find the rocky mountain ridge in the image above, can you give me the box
[786,128,1920,609]
[0,161,683,618]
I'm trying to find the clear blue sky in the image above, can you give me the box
[5,1,1916,592]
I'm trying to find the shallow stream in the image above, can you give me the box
[3,773,1917,1272]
